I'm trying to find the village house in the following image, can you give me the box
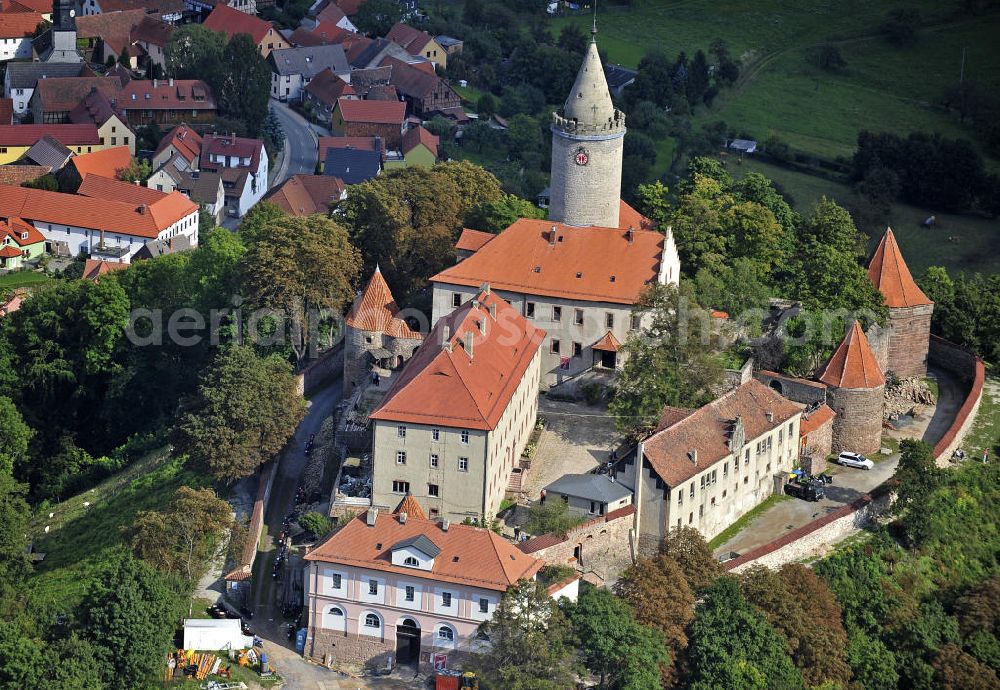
[198,133,268,217]
[174,170,225,223]
[186,0,257,15]
[384,57,460,119]
[68,88,135,154]
[303,501,574,674]
[389,125,437,169]
[129,15,173,72]
[386,22,447,69]
[264,173,345,216]
[203,4,290,58]
[616,379,803,551]
[347,37,428,72]
[0,11,42,61]
[434,35,462,57]
[29,75,124,124]
[289,20,351,48]
[268,44,350,102]
[151,123,201,170]
[331,98,406,148]
[58,145,132,190]
[118,78,217,126]
[82,257,127,280]
[369,287,544,522]
[0,183,198,262]
[303,68,356,124]
[80,0,185,23]
[19,136,72,169]
[4,62,86,115]
[308,0,357,32]
[0,217,45,269]
[322,145,381,185]
[76,9,145,67]
[2,0,51,19]
[542,473,633,518]
[0,124,106,164]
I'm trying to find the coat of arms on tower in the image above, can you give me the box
[573,147,590,166]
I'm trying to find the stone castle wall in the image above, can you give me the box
[827,384,884,455]
[755,370,827,406]
[887,304,933,378]
[548,127,624,228]
[520,506,635,584]
[866,322,891,375]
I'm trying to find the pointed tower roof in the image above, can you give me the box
[345,269,422,339]
[867,228,932,308]
[817,321,885,389]
[393,494,427,521]
[561,36,616,125]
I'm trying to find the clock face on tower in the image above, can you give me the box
[574,148,589,166]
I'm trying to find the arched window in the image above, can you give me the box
[329,607,344,617]
[403,556,419,567]
[435,623,457,648]
[322,605,346,631]
[437,626,454,641]
[364,613,381,629]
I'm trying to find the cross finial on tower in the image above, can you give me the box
[592,0,598,40]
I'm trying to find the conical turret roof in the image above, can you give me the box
[561,37,616,125]
[817,321,885,389]
[393,493,427,521]
[867,228,932,308]
[345,267,422,339]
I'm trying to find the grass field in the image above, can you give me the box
[727,157,1000,275]
[26,449,208,615]
[0,271,53,291]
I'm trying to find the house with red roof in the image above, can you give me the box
[199,133,268,217]
[386,22,447,69]
[0,217,45,268]
[0,183,198,263]
[615,379,803,547]
[203,4,290,57]
[29,75,124,125]
[331,97,406,148]
[302,499,570,674]
[82,257,127,280]
[0,11,42,61]
[430,212,679,386]
[129,15,174,72]
[76,9,145,66]
[384,125,437,169]
[118,78,217,126]
[369,286,544,522]
[263,173,345,217]
[67,87,135,155]
[303,68,356,124]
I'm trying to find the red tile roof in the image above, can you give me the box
[0,11,41,39]
[154,124,202,166]
[68,88,127,128]
[335,0,364,16]
[289,21,350,47]
[394,494,427,520]
[305,510,543,591]
[0,164,51,186]
[386,22,433,55]
[200,133,263,172]
[315,2,346,24]
[303,68,355,106]
[336,97,405,125]
[799,404,835,436]
[119,79,216,111]
[203,3,273,45]
[263,173,345,216]
[0,124,101,147]
[816,321,885,390]
[76,9,145,54]
[344,267,422,338]
[402,125,438,157]
[318,135,379,161]
[618,199,655,231]
[82,258,128,281]
[130,14,173,47]
[3,0,50,12]
[78,173,168,205]
[0,217,44,246]
[369,288,544,430]
[642,380,802,487]
[34,77,124,114]
[867,227,932,309]
[455,228,494,253]
[0,184,196,238]
[69,146,132,180]
[591,330,621,352]
[433,219,665,305]
[0,245,20,259]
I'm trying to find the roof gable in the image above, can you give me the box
[867,227,932,308]
[336,97,405,124]
[816,321,886,389]
[69,146,132,180]
[203,3,272,45]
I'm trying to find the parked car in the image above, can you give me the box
[717,551,740,564]
[837,451,874,470]
[785,480,825,502]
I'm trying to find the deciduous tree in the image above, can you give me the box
[892,439,942,546]
[465,193,545,233]
[0,397,32,477]
[657,525,722,594]
[165,24,225,80]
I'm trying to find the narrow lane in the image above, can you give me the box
[270,102,324,187]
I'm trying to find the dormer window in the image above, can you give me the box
[403,556,419,567]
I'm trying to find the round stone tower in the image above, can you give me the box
[817,321,886,456]
[548,28,626,229]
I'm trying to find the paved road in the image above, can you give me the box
[270,102,327,187]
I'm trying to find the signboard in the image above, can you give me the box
[560,356,570,371]
[433,653,448,671]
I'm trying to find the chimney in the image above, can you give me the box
[365,507,379,526]
[399,512,408,524]
[548,226,556,246]
[153,78,158,88]
[441,520,450,532]
[464,330,474,358]
[480,282,490,295]
[441,325,452,352]
[625,227,634,244]
[169,78,174,87]
[688,449,698,466]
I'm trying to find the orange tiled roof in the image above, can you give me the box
[69,146,132,180]
[154,124,202,166]
[264,174,345,216]
[642,380,802,487]
[336,97,406,125]
[867,227,932,309]
[369,288,545,430]
[433,219,665,305]
[344,267,421,339]
[618,199,655,231]
[0,11,42,39]
[0,184,196,238]
[394,494,426,520]
[119,79,216,111]
[402,125,438,157]
[0,245,20,259]
[799,404,835,436]
[3,0,50,12]
[304,511,544,591]
[82,258,128,281]
[0,124,100,147]
[203,3,274,45]
[455,228,494,253]
[78,173,168,205]
[0,217,44,246]
[591,330,621,352]
[816,321,885,389]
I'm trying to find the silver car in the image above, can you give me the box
[837,451,874,470]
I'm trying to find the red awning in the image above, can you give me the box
[592,331,622,352]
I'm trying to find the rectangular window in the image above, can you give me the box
[452,292,462,307]
[552,305,562,321]
[574,308,584,325]
[397,425,406,438]
[442,592,452,608]
[700,476,705,490]
[589,501,597,514]
[573,342,582,357]
[788,422,793,436]
[458,457,469,472]
[699,505,704,517]
[778,428,783,443]
[630,314,641,330]
[405,585,415,601]
[460,430,469,444]
[428,483,439,497]
[723,462,728,478]
[429,453,439,468]
[677,491,683,505]
[550,338,560,354]
[479,598,489,613]
[331,573,342,589]
[368,580,379,595]
[605,312,614,329]
[689,512,693,524]
[432,428,440,441]
[711,470,717,485]
[525,302,535,318]
[396,451,406,465]
[689,484,694,498]
[392,480,410,494]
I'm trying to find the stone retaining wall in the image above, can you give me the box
[930,336,986,463]
[519,505,635,584]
